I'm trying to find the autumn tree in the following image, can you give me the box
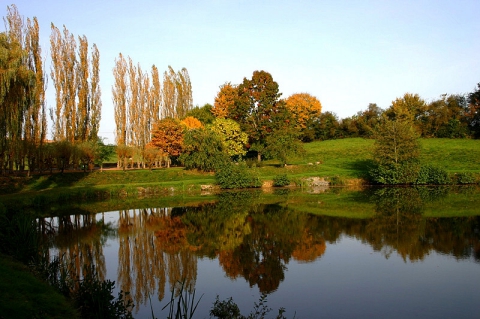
[149,118,184,167]
[212,82,237,118]
[181,116,203,130]
[285,92,322,140]
[230,70,293,161]
[50,23,101,143]
[162,66,193,119]
[113,53,128,147]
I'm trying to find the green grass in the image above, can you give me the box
[0,254,79,319]
[419,138,480,172]
[1,138,479,199]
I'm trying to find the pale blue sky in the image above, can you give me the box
[3,0,480,144]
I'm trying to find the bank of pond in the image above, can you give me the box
[1,186,479,318]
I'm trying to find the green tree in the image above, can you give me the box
[185,104,215,125]
[421,94,468,138]
[179,128,230,171]
[230,70,291,161]
[313,111,341,140]
[369,116,421,184]
[386,93,427,122]
[209,118,248,158]
[467,83,480,138]
[264,129,305,165]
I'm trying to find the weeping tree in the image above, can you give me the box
[0,5,46,175]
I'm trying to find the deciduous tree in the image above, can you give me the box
[149,118,183,167]
[179,128,229,171]
[212,82,237,118]
[370,116,421,184]
[285,92,322,139]
[231,70,291,161]
[467,83,480,138]
[209,118,248,158]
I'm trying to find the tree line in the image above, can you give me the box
[2,5,480,176]
[112,54,192,169]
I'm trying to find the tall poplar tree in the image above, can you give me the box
[112,53,128,147]
[50,23,101,143]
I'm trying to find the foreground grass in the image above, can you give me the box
[0,254,79,319]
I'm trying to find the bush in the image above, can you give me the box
[273,174,290,187]
[454,172,477,185]
[368,162,420,185]
[74,266,133,319]
[215,162,261,189]
[415,165,450,185]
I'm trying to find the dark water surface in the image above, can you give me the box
[44,187,480,318]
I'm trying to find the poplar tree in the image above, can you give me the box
[112,53,128,147]
[89,44,101,140]
[50,23,101,144]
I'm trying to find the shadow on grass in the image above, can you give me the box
[345,159,374,179]
[29,172,92,191]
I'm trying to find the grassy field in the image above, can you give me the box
[1,138,479,199]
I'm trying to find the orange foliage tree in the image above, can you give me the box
[149,118,183,167]
[212,82,237,118]
[285,93,322,138]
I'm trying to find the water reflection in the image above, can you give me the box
[41,186,480,314]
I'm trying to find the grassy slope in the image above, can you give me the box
[0,255,79,319]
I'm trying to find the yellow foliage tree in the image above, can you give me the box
[180,116,203,130]
[285,93,322,132]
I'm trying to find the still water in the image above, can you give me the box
[44,187,480,318]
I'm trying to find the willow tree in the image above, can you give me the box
[0,5,46,174]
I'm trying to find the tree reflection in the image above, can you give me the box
[183,197,327,294]
[41,214,107,282]
[117,208,197,312]
[43,186,480,308]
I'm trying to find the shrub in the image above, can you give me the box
[415,165,449,185]
[273,174,290,187]
[74,266,133,319]
[454,172,477,184]
[328,176,348,186]
[215,162,261,189]
[368,162,420,185]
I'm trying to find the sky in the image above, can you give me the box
[3,0,480,144]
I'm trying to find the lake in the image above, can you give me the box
[43,186,480,318]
